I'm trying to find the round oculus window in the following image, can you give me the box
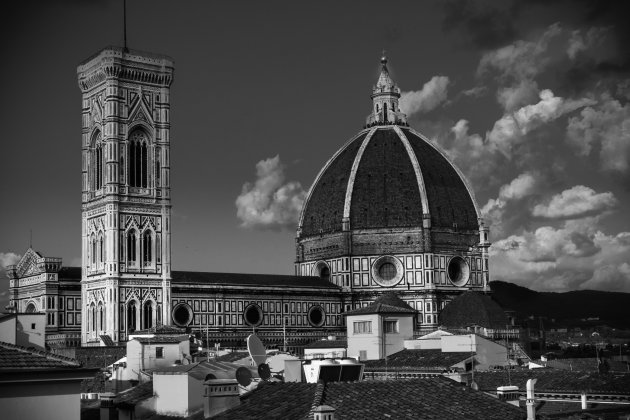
[447,256,470,287]
[172,302,193,327]
[371,256,404,287]
[307,305,326,327]
[243,303,264,327]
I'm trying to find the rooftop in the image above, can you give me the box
[133,336,187,344]
[304,339,348,350]
[363,349,471,371]
[0,341,81,370]
[439,291,510,330]
[214,378,526,419]
[474,370,630,395]
[298,126,480,238]
[542,357,630,373]
[114,381,154,409]
[132,325,187,335]
[171,271,339,290]
[344,293,416,316]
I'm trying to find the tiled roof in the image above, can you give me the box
[213,381,318,420]
[214,351,250,363]
[214,378,525,420]
[363,349,471,371]
[304,339,347,349]
[299,127,479,236]
[440,291,509,330]
[114,381,154,408]
[344,293,416,316]
[542,358,629,373]
[0,341,81,369]
[474,370,630,395]
[133,336,187,344]
[171,271,339,289]
[132,325,187,335]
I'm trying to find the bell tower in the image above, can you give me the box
[77,47,174,344]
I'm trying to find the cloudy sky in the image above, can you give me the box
[1,0,629,304]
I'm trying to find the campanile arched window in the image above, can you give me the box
[128,130,149,188]
[92,131,104,191]
[127,229,137,264]
[142,230,152,266]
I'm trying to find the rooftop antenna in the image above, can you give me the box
[123,0,129,53]
[29,229,32,249]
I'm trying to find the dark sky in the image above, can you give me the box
[1,0,629,299]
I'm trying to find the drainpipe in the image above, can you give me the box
[526,378,537,420]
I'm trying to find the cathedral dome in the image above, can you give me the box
[297,125,480,237]
[297,55,480,242]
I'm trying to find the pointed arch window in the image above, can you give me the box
[143,230,152,266]
[98,234,104,265]
[127,230,137,264]
[143,301,153,329]
[128,130,149,188]
[92,131,104,191]
[127,301,137,332]
[98,302,104,331]
[90,303,96,332]
[91,234,97,265]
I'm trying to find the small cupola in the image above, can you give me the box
[366,54,408,127]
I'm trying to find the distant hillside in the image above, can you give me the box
[489,281,630,329]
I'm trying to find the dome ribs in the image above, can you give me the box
[300,132,367,237]
[350,129,422,229]
[403,129,478,231]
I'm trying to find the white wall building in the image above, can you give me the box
[345,293,416,361]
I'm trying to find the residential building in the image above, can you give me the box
[0,341,98,420]
[0,312,46,350]
[344,293,416,360]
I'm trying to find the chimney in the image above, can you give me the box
[99,392,117,420]
[526,379,537,420]
[312,405,335,420]
[204,378,240,418]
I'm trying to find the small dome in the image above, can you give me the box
[439,292,509,330]
[298,126,479,237]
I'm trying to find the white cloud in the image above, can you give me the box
[478,23,562,81]
[0,252,21,275]
[491,217,630,291]
[400,76,450,116]
[566,93,630,173]
[461,86,487,98]
[498,172,538,201]
[488,89,595,158]
[481,173,538,239]
[532,185,617,219]
[567,27,609,60]
[579,263,630,292]
[235,155,306,230]
[496,79,539,112]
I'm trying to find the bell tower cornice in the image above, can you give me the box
[77,46,174,92]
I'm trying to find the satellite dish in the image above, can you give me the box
[247,334,267,367]
[235,366,253,387]
[257,363,271,381]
